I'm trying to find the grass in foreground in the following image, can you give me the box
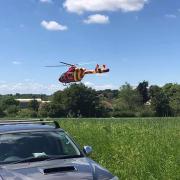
[59,118,180,180]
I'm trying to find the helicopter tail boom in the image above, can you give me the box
[84,64,109,74]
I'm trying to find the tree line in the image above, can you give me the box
[0,81,180,118]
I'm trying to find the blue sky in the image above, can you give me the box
[0,0,180,94]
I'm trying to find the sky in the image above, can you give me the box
[0,0,180,94]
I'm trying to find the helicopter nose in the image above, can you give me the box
[59,76,63,82]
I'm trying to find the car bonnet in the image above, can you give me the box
[0,157,113,180]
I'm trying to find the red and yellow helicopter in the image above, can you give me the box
[46,62,110,85]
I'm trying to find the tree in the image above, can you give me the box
[163,83,180,116]
[28,99,39,111]
[47,104,65,118]
[113,83,143,117]
[169,92,180,116]
[0,107,5,118]
[0,96,19,110]
[18,109,37,118]
[6,105,19,117]
[38,103,51,117]
[149,85,171,116]
[97,89,119,101]
[137,81,150,104]
[52,83,100,117]
[96,100,113,117]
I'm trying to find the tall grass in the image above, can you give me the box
[59,118,180,179]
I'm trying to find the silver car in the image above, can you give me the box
[0,120,118,180]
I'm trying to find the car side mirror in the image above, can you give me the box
[83,146,92,155]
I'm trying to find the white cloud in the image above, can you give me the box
[165,14,177,19]
[0,81,117,94]
[41,20,68,31]
[84,81,117,90]
[0,82,62,95]
[64,0,148,14]
[84,14,109,24]
[12,61,22,65]
[39,0,52,3]
[84,81,94,86]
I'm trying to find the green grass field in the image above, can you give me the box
[59,118,180,180]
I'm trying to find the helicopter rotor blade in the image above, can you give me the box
[45,65,67,67]
[60,61,75,66]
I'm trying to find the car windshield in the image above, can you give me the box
[0,131,82,164]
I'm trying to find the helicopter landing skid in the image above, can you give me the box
[62,83,72,86]
[63,83,68,86]
[62,82,81,86]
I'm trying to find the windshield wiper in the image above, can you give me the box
[8,154,83,164]
[9,155,50,164]
[45,154,83,161]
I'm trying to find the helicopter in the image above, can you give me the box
[45,62,110,85]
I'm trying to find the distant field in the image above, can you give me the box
[59,118,180,179]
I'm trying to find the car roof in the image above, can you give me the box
[0,122,62,134]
